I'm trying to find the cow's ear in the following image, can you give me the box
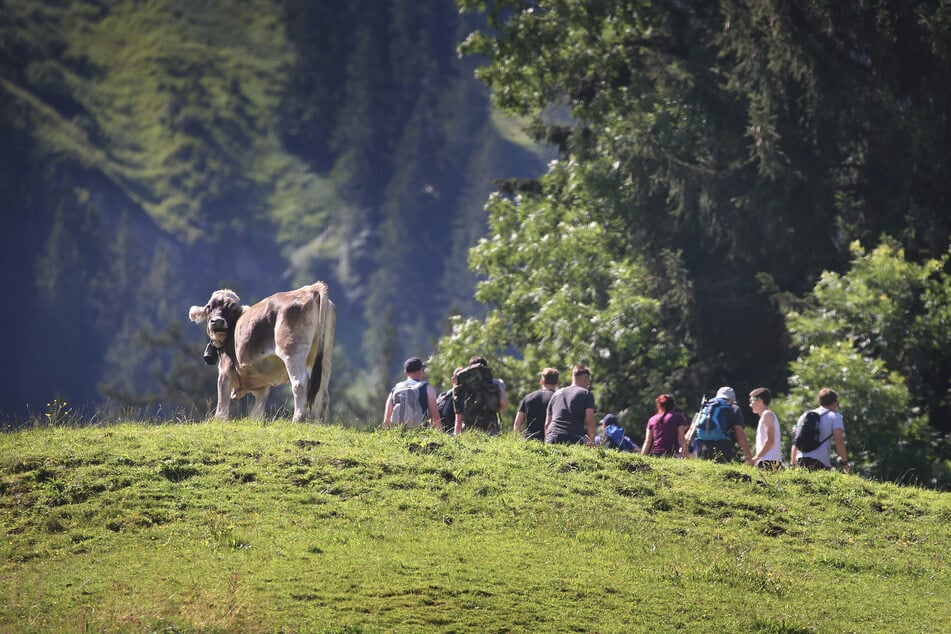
[188,305,207,323]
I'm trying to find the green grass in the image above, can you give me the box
[1,421,948,632]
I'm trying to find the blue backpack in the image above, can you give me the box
[695,398,732,441]
[602,424,639,452]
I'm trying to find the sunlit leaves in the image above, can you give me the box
[430,159,685,420]
[777,341,913,464]
[787,238,950,375]
[782,238,951,485]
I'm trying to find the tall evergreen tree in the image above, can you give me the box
[456,0,951,404]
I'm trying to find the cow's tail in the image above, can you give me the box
[307,282,335,414]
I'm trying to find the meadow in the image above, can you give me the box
[1,420,948,632]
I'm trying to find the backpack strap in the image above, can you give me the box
[716,401,733,436]
[816,410,834,447]
[416,380,429,416]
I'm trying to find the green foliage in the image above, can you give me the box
[781,239,951,487]
[430,160,688,423]
[777,342,915,466]
[0,422,949,631]
[787,240,949,370]
[455,0,951,423]
[1,0,548,421]
[5,0,296,244]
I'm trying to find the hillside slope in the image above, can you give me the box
[1,422,948,632]
[0,0,547,419]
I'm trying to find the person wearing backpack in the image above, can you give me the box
[513,367,560,440]
[790,388,851,473]
[382,357,441,429]
[694,386,752,463]
[544,364,597,445]
[748,387,782,469]
[595,414,640,452]
[452,356,509,435]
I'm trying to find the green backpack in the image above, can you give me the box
[452,363,500,430]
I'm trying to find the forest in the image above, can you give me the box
[2,0,949,487]
[0,0,548,420]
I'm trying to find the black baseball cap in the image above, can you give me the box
[404,357,425,373]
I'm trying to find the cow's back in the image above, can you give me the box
[231,284,324,391]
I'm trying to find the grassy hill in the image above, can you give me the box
[1,421,948,632]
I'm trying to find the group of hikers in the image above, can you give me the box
[382,356,852,473]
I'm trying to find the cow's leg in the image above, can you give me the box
[249,387,271,420]
[215,372,232,420]
[282,356,309,422]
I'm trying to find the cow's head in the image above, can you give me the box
[188,289,245,346]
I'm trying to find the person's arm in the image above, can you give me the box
[750,411,777,465]
[641,425,653,455]
[382,394,393,430]
[677,424,688,458]
[729,406,752,461]
[584,408,596,446]
[426,384,440,429]
[496,381,509,412]
[734,426,752,461]
[790,444,799,467]
[733,418,752,462]
[833,428,850,473]
[513,410,526,435]
[544,395,555,437]
[452,386,464,435]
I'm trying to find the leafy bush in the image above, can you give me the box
[781,239,951,488]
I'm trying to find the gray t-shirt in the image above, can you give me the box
[518,387,555,440]
[545,385,595,441]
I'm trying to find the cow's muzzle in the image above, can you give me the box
[209,317,228,332]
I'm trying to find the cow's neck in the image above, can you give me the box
[220,337,237,364]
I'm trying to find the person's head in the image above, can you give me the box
[599,414,623,444]
[818,388,839,409]
[451,366,464,385]
[655,393,675,414]
[572,364,591,387]
[599,413,619,430]
[468,355,488,367]
[404,356,425,378]
[540,367,560,388]
[715,386,735,404]
[748,387,771,413]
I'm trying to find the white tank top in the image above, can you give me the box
[755,409,782,463]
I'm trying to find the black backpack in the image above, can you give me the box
[435,389,455,432]
[792,410,832,452]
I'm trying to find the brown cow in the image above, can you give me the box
[188,281,336,421]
